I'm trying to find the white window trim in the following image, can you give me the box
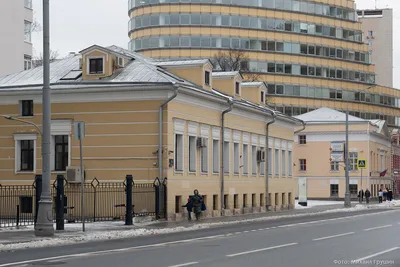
[188,134,197,173]
[174,133,184,173]
[86,56,106,75]
[233,142,240,175]
[14,133,37,174]
[212,139,220,174]
[200,138,209,174]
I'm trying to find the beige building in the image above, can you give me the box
[293,108,392,200]
[0,44,302,219]
[128,0,400,129]
[357,9,393,88]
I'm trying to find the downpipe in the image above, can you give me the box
[265,110,276,211]
[221,99,234,216]
[158,84,179,218]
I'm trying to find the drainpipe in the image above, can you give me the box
[221,99,234,215]
[294,119,306,134]
[158,84,179,218]
[265,110,276,211]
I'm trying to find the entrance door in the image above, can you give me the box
[298,177,307,206]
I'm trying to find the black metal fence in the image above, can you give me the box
[0,175,167,228]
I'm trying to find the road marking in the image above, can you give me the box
[354,247,399,262]
[363,224,392,231]
[226,243,298,257]
[167,262,198,267]
[312,232,354,241]
[234,232,241,234]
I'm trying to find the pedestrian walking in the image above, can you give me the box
[358,189,364,203]
[388,188,393,201]
[383,188,388,201]
[190,189,203,221]
[182,197,193,221]
[365,189,371,204]
[378,189,383,203]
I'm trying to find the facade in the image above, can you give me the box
[391,129,400,198]
[0,44,301,219]
[357,9,393,88]
[127,0,400,129]
[0,0,33,76]
[293,108,392,200]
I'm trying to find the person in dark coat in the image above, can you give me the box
[190,189,203,221]
[388,189,393,201]
[182,197,193,221]
[358,189,364,203]
[365,189,371,204]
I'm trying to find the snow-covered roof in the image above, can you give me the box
[241,82,265,87]
[212,71,240,77]
[156,59,211,67]
[294,107,366,123]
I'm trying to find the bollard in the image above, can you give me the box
[16,205,20,227]
[56,175,65,230]
[34,175,42,226]
[125,175,133,226]
[155,180,160,220]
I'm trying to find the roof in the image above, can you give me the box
[156,59,211,67]
[294,107,366,123]
[241,82,265,87]
[212,71,240,77]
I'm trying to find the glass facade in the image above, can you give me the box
[129,13,363,42]
[128,0,357,22]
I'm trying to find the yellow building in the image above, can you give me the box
[294,107,392,200]
[0,45,302,219]
[127,0,400,129]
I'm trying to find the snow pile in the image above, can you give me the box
[295,200,359,209]
[376,200,400,208]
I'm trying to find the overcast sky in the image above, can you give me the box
[31,0,399,87]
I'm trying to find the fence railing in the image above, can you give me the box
[0,175,167,228]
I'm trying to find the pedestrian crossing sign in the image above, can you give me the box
[357,159,367,169]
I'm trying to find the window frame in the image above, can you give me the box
[330,184,339,197]
[298,135,306,145]
[14,133,37,174]
[174,133,184,172]
[54,135,69,172]
[87,57,105,75]
[299,159,307,171]
[188,135,197,173]
[204,70,210,86]
[20,100,34,117]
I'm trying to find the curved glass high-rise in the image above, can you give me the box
[128,0,400,128]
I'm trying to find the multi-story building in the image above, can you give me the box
[0,44,301,218]
[357,8,393,88]
[0,0,33,76]
[294,107,392,200]
[391,129,400,198]
[127,0,400,129]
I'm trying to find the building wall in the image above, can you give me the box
[293,123,391,199]
[358,9,393,88]
[0,0,33,76]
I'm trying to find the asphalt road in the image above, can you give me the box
[0,208,399,267]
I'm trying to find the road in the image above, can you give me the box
[0,208,399,267]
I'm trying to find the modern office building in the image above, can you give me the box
[294,107,392,200]
[357,8,393,88]
[0,0,33,76]
[0,44,301,219]
[128,0,400,129]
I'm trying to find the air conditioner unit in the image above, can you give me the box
[66,166,83,183]
[117,57,124,67]
[196,137,207,148]
[257,150,266,162]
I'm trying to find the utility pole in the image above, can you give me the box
[344,103,351,208]
[35,0,54,237]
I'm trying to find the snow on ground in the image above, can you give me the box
[295,200,359,209]
[0,202,397,251]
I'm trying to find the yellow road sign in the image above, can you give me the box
[357,159,367,169]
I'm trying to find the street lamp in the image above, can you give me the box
[0,115,42,136]
[35,0,54,237]
[344,85,376,208]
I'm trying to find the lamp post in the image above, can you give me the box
[0,115,42,136]
[35,0,54,237]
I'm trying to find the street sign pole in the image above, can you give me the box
[361,168,363,191]
[74,121,85,232]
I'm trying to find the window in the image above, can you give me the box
[368,31,373,38]
[234,143,239,174]
[24,55,32,70]
[288,151,292,176]
[252,146,257,175]
[24,0,32,9]
[349,152,358,171]
[89,58,104,74]
[243,144,248,175]
[175,134,183,171]
[20,140,34,171]
[298,135,306,144]
[331,161,339,171]
[204,71,210,86]
[20,100,33,117]
[260,147,265,175]
[299,159,306,171]
[54,135,69,171]
[201,138,208,173]
[268,148,272,175]
[223,141,229,173]
[350,184,358,195]
[275,149,279,176]
[261,91,265,103]
[189,136,196,172]
[213,140,220,173]
[235,82,240,95]
[281,150,286,176]
[24,21,32,42]
[330,184,339,197]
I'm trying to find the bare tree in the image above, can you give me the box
[32,50,60,67]
[212,48,249,72]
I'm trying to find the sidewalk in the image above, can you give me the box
[1,200,394,250]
